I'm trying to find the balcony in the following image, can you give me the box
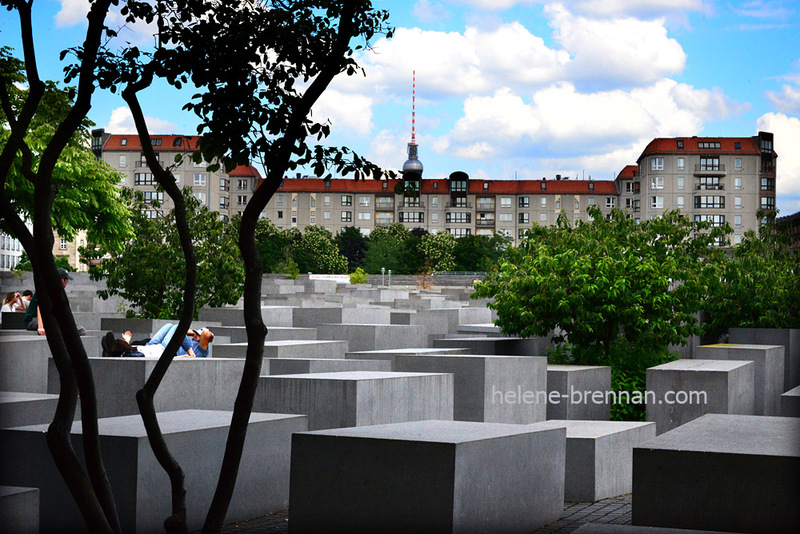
[694,164,726,176]
[402,200,425,209]
[445,202,473,209]
[696,184,725,191]
[375,204,394,211]
[476,219,496,227]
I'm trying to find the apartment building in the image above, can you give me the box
[91,129,262,222]
[262,173,618,244]
[617,132,776,244]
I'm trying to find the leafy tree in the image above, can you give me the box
[335,225,367,271]
[253,218,294,274]
[14,250,73,273]
[474,207,729,420]
[420,231,457,271]
[453,233,509,272]
[291,225,348,274]
[704,213,800,337]
[85,189,244,319]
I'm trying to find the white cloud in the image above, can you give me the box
[765,84,800,114]
[413,0,452,23]
[55,0,89,28]
[105,107,178,134]
[731,0,792,19]
[569,0,706,17]
[458,0,535,9]
[546,4,686,88]
[312,90,374,136]
[757,113,800,198]
[55,0,157,45]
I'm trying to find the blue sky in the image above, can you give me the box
[2,0,799,214]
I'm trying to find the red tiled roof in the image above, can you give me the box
[277,178,617,195]
[637,136,760,161]
[102,134,201,151]
[229,165,262,179]
[616,165,639,180]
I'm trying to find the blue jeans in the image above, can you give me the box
[147,323,192,355]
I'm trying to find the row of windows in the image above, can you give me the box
[0,253,21,269]
[0,234,21,252]
[642,176,750,192]
[650,156,743,172]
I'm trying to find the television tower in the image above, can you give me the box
[402,70,423,178]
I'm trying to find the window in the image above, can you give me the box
[694,196,725,209]
[277,210,283,219]
[677,157,685,170]
[449,228,471,237]
[237,179,248,191]
[341,195,352,206]
[173,137,182,147]
[735,215,742,226]
[651,176,664,190]
[651,157,664,170]
[625,182,635,193]
[540,182,547,190]
[120,138,127,146]
[539,213,547,222]
[359,196,370,207]
[518,229,527,241]
[376,197,394,209]
[134,173,154,186]
[220,178,229,191]
[143,191,164,204]
[555,198,561,210]
[324,195,331,206]
[219,197,229,210]
[540,197,547,208]
[735,177,742,190]
[677,196,685,209]
[323,211,331,220]
[500,197,511,208]
[694,214,725,227]
[605,197,615,208]
[518,197,530,208]
[142,209,159,219]
[375,213,393,225]
[60,238,67,250]
[193,173,206,186]
[677,176,684,190]
[625,198,634,209]
[698,176,721,190]
[761,197,775,210]
[431,213,438,223]
[341,211,352,222]
[446,212,471,224]
[151,138,162,146]
[699,157,720,171]
[433,182,438,190]
[734,234,742,245]
[518,213,529,224]
[735,158,742,170]
[734,196,742,209]
[451,180,467,193]
[451,197,468,208]
[237,195,247,206]
[432,197,439,208]
[403,197,421,208]
[194,192,206,205]
[119,155,127,168]
[172,173,181,186]
[588,182,594,191]
[588,197,595,206]
[574,197,580,210]
[697,141,721,149]
[499,213,512,222]
[357,212,371,221]
[310,197,315,207]
[292,196,297,207]
[483,182,489,190]
[651,196,664,209]
[761,177,776,191]
[277,195,284,205]
[477,197,495,210]
[324,180,331,189]
[382,181,388,190]
[399,212,424,223]
[677,140,684,150]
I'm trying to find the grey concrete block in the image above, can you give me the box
[0,312,26,330]
[533,420,656,502]
[255,371,454,430]
[0,410,306,533]
[457,307,495,325]
[213,340,348,360]
[694,343,784,415]
[345,348,471,369]
[547,365,613,421]
[728,328,800,391]
[782,385,800,417]
[260,306,294,327]
[47,357,246,418]
[395,354,547,423]
[293,307,393,328]
[633,414,800,533]
[646,359,755,434]
[0,392,59,428]
[289,420,565,533]
[0,486,38,534]
[432,336,543,356]
[316,323,427,352]
[198,307,245,326]
[267,358,391,375]
[210,326,316,343]
[0,338,50,394]
[573,524,736,534]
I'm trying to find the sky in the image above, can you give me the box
[2,0,799,214]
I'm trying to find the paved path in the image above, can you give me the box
[217,495,632,533]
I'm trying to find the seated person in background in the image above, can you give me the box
[102,324,213,358]
[2,291,26,312]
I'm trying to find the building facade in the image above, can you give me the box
[616,132,776,245]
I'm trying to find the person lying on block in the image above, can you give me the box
[102,323,214,358]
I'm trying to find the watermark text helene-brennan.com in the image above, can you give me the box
[492,385,708,406]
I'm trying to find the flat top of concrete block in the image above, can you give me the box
[0,391,59,403]
[348,348,470,355]
[402,353,542,361]
[439,336,522,342]
[531,420,655,438]
[9,410,305,437]
[262,371,451,381]
[637,414,800,457]
[263,340,346,347]
[318,323,418,328]
[699,343,784,350]
[547,365,610,371]
[0,486,39,497]
[782,385,800,397]
[300,419,564,444]
[572,523,735,534]
[649,359,753,371]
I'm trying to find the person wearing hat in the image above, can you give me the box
[24,267,86,336]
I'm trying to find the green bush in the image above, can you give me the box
[349,267,368,284]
